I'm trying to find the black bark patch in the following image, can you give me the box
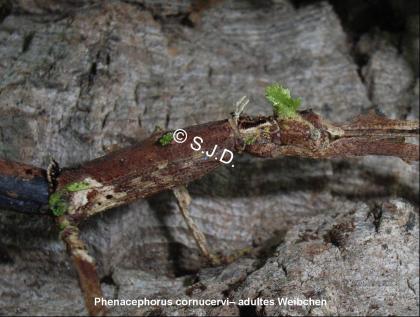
[88,61,97,87]
[368,204,383,233]
[22,32,35,53]
[0,0,11,24]
[238,304,258,317]
[0,245,13,264]
[404,212,416,232]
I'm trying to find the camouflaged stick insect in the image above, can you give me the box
[0,84,419,316]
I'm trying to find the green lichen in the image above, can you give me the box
[49,191,68,217]
[159,132,173,146]
[65,181,91,192]
[265,83,301,119]
[49,181,91,216]
[244,135,257,145]
[58,221,67,231]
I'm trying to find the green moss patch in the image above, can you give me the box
[49,180,92,216]
[49,191,68,217]
[159,132,174,146]
[65,181,91,192]
[265,83,301,119]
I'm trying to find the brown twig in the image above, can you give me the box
[173,186,221,266]
[57,216,107,316]
[52,111,418,224]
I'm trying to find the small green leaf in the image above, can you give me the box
[159,132,174,146]
[265,84,301,119]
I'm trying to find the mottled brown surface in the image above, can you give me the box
[59,120,232,189]
[53,110,418,225]
[0,158,46,179]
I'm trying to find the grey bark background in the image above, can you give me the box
[0,0,418,315]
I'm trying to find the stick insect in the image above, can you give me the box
[0,84,418,315]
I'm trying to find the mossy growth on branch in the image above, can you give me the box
[66,181,91,192]
[49,181,92,216]
[159,132,174,146]
[49,191,68,216]
[244,135,257,145]
[265,83,301,119]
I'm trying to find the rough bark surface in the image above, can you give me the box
[0,0,418,315]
